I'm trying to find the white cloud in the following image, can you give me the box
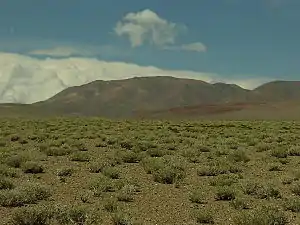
[0,38,132,59]
[114,9,186,47]
[114,9,207,53]
[0,52,273,104]
[28,46,95,57]
[163,42,207,52]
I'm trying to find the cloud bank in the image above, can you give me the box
[28,46,97,57]
[163,42,207,52]
[0,52,272,104]
[114,9,206,52]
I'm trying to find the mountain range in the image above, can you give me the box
[1,76,299,120]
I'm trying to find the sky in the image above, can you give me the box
[0,0,299,94]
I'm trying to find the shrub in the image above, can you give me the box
[117,184,138,202]
[20,183,52,204]
[198,159,243,177]
[291,182,300,196]
[0,165,19,178]
[0,189,25,207]
[197,166,227,177]
[288,146,300,156]
[181,148,202,163]
[70,152,90,162]
[147,148,168,157]
[0,177,14,190]
[234,206,288,225]
[120,151,141,163]
[55,205,101,225]
[256,143,272,152]
[0,183,51,207]
[189,189,208,204]
[79,191,92,203]
[111,211,134,225]
[88,160,116,173]
[19,139,28,145]
[209,174,239,186]
[230,196,251,210]
[271,148,288,158]
[42,146,72,156]
[142,156,186,184]
[22,161,44,174]
[243,182,281,199]
[284,198,300,212]
[103,198,118,212]
[193,209,214,224]
[102,166,120,179]
[10,135,20,142]
[268,164,282,171]
[120,140,134,150]
[10,205,53,225]
[197,145,211,153]
[229,151,250,163]
[215,186,236,201]
[5,155,25,168]
[89,176,124,196]
[282,177,293,185]
[71,141,88,151]
[57,168,73,177]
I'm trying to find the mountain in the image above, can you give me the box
[252,81,300,102]
[24,76,298,119]
[32,76,255,118]
[0,76,299,119]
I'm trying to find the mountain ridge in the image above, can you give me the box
[0,76,299,119]
[28,76,299,119]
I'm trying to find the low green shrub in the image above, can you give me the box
[189,189,208,204]
[57,168,73,177]
[215,186,236,201]
[142,156,186,184]
[102,166,120,179]
[234,206,288,225]
[0,177,14,190]
[103,198,118,212]
[21,161,44,174]
[230,196,251,210]
[117,184,138,202]
[0,183,51,207]
[111,211,134,225]
[271,148,288,158]
[193,209,214,224]
[243,182,281,199]
[70,152,90,162]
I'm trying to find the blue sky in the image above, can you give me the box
[0,0,299,81]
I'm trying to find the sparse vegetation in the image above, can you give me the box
[0,119,300,224]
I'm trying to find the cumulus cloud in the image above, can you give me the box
[114,9,185,47]
[0,52,272,104]
[114,9,205,52]
[163,42,207,52]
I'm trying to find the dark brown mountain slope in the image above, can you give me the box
[1,76,300,119]
[34,76,253,117]
[252,81,300,102]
